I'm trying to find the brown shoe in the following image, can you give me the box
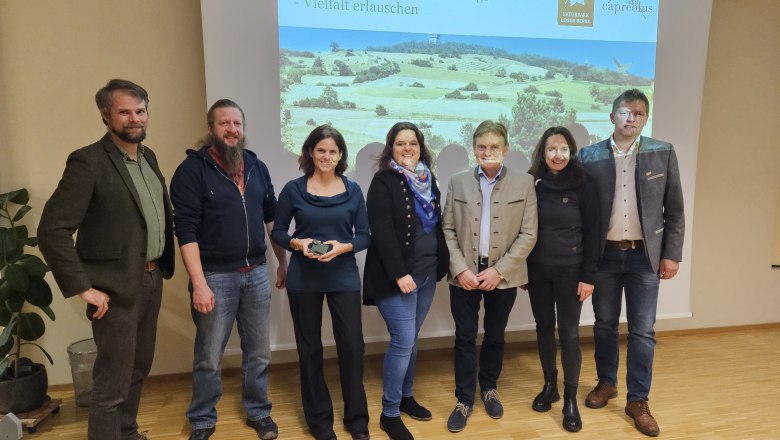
[585,381,617,408]
[625,399,660,437]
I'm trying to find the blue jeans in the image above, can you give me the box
[375,273,436,417]
[592,246,660,401]
[187,265,273,429]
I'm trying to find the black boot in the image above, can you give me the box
[532,370,560,412]
[380,413,413,440]
[562,384,582,432]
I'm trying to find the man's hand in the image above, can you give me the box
[396,274,417,294]
[192,283,216,314]
[79,288,111,319]
[476,267,502,291]
[276,262,287,289]
[577,282,594,302]
[659,259,679,280]
[457,270,480,291]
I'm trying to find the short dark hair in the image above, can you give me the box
[612,88,650,114]
[473,120,508,147]
[207,99,245,129]
[298,124,349,176]
[377,122,434,170]
[95,79,148,124]
[528,126,586,184]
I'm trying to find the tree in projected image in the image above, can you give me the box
[505,92,577,155]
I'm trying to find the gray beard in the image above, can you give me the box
[211,134,246,175]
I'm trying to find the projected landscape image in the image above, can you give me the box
[279,29,655,174]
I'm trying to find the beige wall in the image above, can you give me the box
[1,0,778,385]
[0,0,207,384]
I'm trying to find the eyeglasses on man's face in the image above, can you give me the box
[615,109,647,120]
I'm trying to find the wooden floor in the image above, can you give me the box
[24,325,780,439]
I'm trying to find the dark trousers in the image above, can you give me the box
[449,283,517,406]
[89,269,162,440]
[287,290,369,439]
[527,263,583,387]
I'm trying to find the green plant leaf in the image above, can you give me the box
[8,189,29,205]
[19,342,54,365]
[41,305,56,321]
[18,254,49,278]
[2,263,30,296]
[18,312,45,341]
[6,292,24,312]
[0,189,29,207]
[13,225,28,240]
[0,302,11,325]
[0,279,11,303]
[24,237,38,247]
[11,205,32,222]
[0,357,10,378]
[0,227,21,260]
[26,278,53,308]
[0,319,17,357]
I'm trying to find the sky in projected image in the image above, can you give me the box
[279,0,659,173]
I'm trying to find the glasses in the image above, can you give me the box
[615,109,647,121]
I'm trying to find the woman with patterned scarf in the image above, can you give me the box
[363,122,449,440]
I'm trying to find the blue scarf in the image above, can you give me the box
[390,159,438,233]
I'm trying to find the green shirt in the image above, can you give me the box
[118,144,166,262]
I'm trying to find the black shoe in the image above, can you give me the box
[189,427,215,440]
[380,414,413,440]
[315,432,338,440]
[562,385,582,432]
[532,370,560,412]
[446,401,472,432]
[481,389,504,419]
[400,396,432,421]
[351,431,370,440]
[246,416,278,440]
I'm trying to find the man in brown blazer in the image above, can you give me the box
[38,79,174,440]
[442,120,537,433]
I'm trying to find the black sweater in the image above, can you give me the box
[527,168,600,284]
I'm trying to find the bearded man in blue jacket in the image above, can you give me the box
[170,99,287,440]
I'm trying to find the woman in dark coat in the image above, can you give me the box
[363,122,449,440]
[526,126,600,432]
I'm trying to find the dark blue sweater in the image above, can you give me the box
[271,175,370,293]
[170,147,276,271]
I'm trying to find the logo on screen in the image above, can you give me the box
[602,0,654,19]
[558,0,594,27]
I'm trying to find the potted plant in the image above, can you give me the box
[0,188,55,414]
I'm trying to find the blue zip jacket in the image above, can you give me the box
[170,146,277,272]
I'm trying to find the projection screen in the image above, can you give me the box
[200,0,707,351]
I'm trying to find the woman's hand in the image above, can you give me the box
[396,274,417,294]
[292,237,319,259]
[577,282,594,302]
[317,240,353,262]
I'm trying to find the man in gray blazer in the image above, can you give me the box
[38,79,174,440]
[442,120,537,433]
[579,89,684,437]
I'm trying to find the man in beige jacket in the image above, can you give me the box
[442,120,537,433]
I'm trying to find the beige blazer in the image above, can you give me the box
[442,166,537,288]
